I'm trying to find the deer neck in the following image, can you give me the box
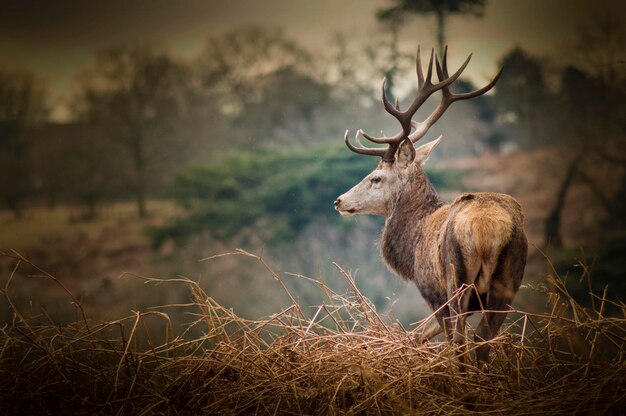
[381,173,443,281]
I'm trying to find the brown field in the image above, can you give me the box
[1,151,621,414]
[0,200,185,321]
[0,249,624,415]
[0,149,602,326]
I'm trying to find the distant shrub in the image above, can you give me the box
[149,142,465,248]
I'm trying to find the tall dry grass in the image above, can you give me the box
[0,249,624,415]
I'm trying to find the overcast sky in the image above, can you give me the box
[1,0,623,121]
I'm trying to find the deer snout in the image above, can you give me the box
[334,196,356,216]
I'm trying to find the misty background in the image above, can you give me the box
[1,0,625,328]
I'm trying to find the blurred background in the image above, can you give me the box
[0,0,624,328]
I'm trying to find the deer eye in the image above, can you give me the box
[371,176,382,185]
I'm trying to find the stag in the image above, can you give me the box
[334,47,527,364]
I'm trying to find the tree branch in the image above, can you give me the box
[576,171,615,216]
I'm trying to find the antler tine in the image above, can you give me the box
[437,49,502,101]
[381,78,401,118]
[435,45,472,88]
[435,53,446,87]
[344,130,390,159]
[425,48,434,86]
[416,45,424,87]
[432,52,472,91]
[354,130,364,147]
[451,67,503,100]
[361,129,403,144]
[403,48,470,119]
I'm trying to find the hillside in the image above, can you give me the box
[0,148,610,323]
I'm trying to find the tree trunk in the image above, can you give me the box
[6,196,22,219]
[383,22,400,102]
[46,192,57,210]
[136,173,147,219]
[435,10,445,58]
[596,151,626,227]
[544,155,582,248]
[131,133,148,219]
[86,195,97,220]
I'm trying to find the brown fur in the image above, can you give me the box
[380,164,527,362]
[336,140,528,363]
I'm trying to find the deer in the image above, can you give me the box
[334,46,527,365]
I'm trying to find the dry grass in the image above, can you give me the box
[0,200,179,249]
[0,249,624,415]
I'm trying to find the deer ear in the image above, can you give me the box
[395,139,416,168]
[415,135,442,165]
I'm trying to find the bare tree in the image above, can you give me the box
[378,0,486,56]
[572,11,625,85]
[196,27,331,144]
[30,123,121,220]
[76,47,189,218]
[544,153,583,247]
[362,15,413,104]
[544,13,626,248]
[197,27,310,104]
[0,66,48,217]
[493,47,552,149]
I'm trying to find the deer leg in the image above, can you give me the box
[446,280,472,365]
[447,260,477,362]
[441,245,475,365]
[474,277,516,365]
[415,315,444,343]
[474,298,509,365]
[476,232,527,365]
[449,290,472,365]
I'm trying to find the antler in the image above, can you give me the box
[344,46,502,162]
[409,46,503,143]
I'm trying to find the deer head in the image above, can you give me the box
[334,46,502,217]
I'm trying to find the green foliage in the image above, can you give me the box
[149,143,465,248]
